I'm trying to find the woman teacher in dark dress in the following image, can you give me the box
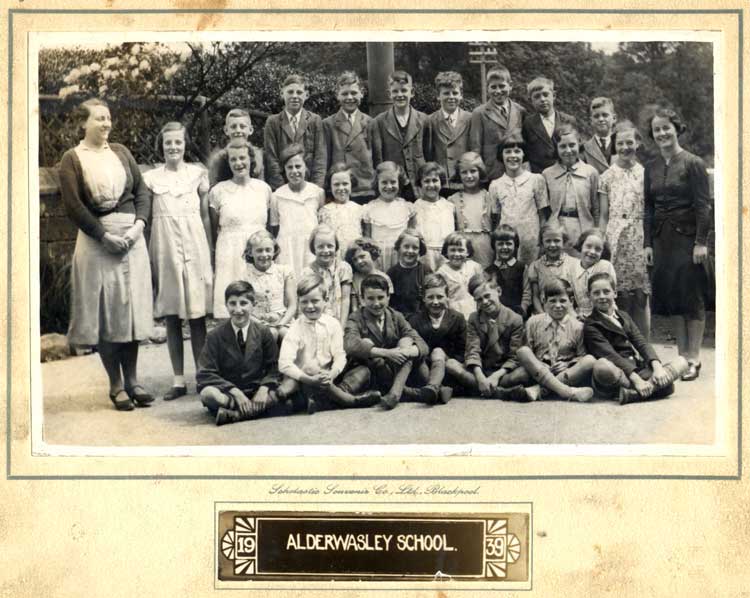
[59,98,155,410]
[644,107,711,381]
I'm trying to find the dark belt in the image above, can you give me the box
[559,208,579,218]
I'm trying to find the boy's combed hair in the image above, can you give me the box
[361,272,390,294]
[539,219,570,245]
[417,161,448,187]
[526,76,554,96]
[574,228,612,261]
[281,74,307,89]
[154,121,190,160]
[542,277,568,301]
[372,160,409,193]
[590,96,615,114]
[243,230,281,265]
[325,162,359,192]
[441,231,474,258]
[394,228,427,256]
[648,106,688,139]
[345,237,381,266]
[224,280,255,302]
[388,70,413,86]
[336,71,361,89]
[467,272,492,297]
[587,271,615,293]
[434,71,463,90]
[455,151,488,182]
[216,139,257,184]
[486,63,511,82]
[297,272,328,299]
[225,108,251,122]
[308,223,340,253]
[612,119,643,144]
[280,142,305,167]
[420,272,449,299]
[491,224,520,255]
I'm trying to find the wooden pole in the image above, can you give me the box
[366,42,395,116]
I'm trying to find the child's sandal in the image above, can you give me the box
[109,389,135,411]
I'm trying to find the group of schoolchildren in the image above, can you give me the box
[146,63,690,426]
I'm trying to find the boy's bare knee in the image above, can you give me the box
[593,358,619,385]
[431,347,447,363]
[580,354,597,367]
[200,386,224,410]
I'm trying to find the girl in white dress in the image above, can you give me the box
[143,122,213,400]
[413,161,456,271]
[361,161,417,270]
[209,139,272,318]
[269,143,325,277]
[437,232,485,319]
[318,163,364,260]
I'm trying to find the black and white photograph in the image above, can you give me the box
[34,31,721,453]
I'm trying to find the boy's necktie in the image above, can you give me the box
[290,115,298,137]
[237,328,245,354]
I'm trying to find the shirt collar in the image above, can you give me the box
[442,109,457,121]
[494,257,517,269]
[542,312,569,328]
[231,322,250,337]
[550,161,582,179]
[502,170,531,186]
[285,110,301,124]
[77,140,111,152]
[543,255,564,267]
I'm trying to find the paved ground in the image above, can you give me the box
[40,334,715,447]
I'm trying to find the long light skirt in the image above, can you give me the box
[67,213,153,346]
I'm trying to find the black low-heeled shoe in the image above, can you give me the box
[109,389,135,411]
[125,385,155,406]
[681,361,702,382]
[163,385,187,401]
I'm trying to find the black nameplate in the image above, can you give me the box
[218,511,529,582]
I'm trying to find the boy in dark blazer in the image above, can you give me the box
[582,97,616,174]
[521,77,576,174]
[369,70,427,200]
[197,281,295,425]
[469,64,526,182]
[323,71,374,203]
[451,274,528,400]
[423,71,472,195]
[342,273,430,409]
[263,74,327,190]
[584,272,688,404]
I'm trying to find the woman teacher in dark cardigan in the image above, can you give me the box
[59,98,155,410]
[644,107,712,382]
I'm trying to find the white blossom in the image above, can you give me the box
[98,84,108,95]
[130,44,141,55]
[145,81,153,91]
[89,62,101,72]
[129,56,139,66]
[67,68,81,82]
[80,65,91,76]
[138,59,150,71]
[131,68,140,79]
[58,84,80,99]
[179,46,192,62]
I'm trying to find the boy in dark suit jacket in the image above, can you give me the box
[369,70,427,200]
[449,274,528,400]
[342,273,430,409]
[582,97,616,174]
[323,71,375,203]
[521,77,576,174]
[469,64,526,182]
[423,71,472,195]
[197,281,294,425]
[264,74,327,190]
[584,272,688,404]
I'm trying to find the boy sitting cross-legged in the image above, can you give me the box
[342,273,430,410]
[513,278,596,402]
[277,273,381,413]
[584,272,689,404]
[448,274,528,400]
[197,281,296,426]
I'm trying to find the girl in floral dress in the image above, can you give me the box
[413,161,456,271]
[436,232,485,319]
[449,152,497,269]
[269,143,325,277]
[144,122,213,400]
[489,134,549,265]
[599,120,651,338]
[209,139,272,318]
